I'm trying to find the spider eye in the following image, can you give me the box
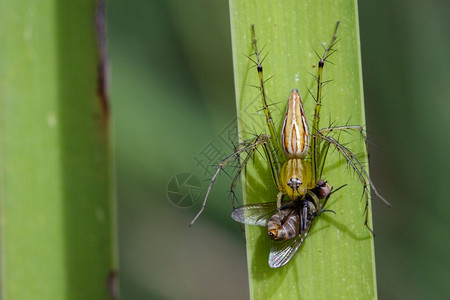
[287,178,302,190]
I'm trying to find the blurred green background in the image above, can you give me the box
[108,0,450,299]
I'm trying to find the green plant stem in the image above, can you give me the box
[229,0,377,299]
[0,1,117,299]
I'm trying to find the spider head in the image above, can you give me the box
[280,158,312,200]
[287,177,302,190]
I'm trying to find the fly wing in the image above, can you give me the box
[268,218,314,268]
[268,234,304,268]
[231,202,278,226]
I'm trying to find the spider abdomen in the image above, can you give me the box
[281,89,310,159]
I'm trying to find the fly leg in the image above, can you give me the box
[300,200,308,232]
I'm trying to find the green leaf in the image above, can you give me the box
[0,1,116,299]
[229,1,377,299]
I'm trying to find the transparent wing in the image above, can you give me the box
[268,234,303,268]
[268,218,314,268]
[231,202,278,226]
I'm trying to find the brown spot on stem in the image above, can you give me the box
[107,270,119,300]
[96,0,110,123]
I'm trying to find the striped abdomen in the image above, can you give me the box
[281,89,309,158]
[267,209,300,241]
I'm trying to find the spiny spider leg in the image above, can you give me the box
[230,131,284,208]
[250,24,284,165]
[190,134,271,227]
[318,125,365,137]
[228,142,262,236]
[315,137,331,183]
[229,141,261,209]
[317,132,391,206]
[306,22,389,234]
[315,125,365,179]
[311,21,340,185]
[190,25,287,227]
[316,132,391,233]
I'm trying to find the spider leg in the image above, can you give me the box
[314,131,391,234]
[318,125,365,137]
[250,25,284,164]
[194,25,287,228]
[315,139,331,184]
[315,124,365,180]
[311,22,340,184]
[232,137,284,212]
[229,138,265,209]
[190,134,271,227]
[276,191,283,212]
[306,190,321,210]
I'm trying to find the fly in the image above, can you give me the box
[232,180,334,268]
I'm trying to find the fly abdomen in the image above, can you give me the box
[267,209,300,241]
